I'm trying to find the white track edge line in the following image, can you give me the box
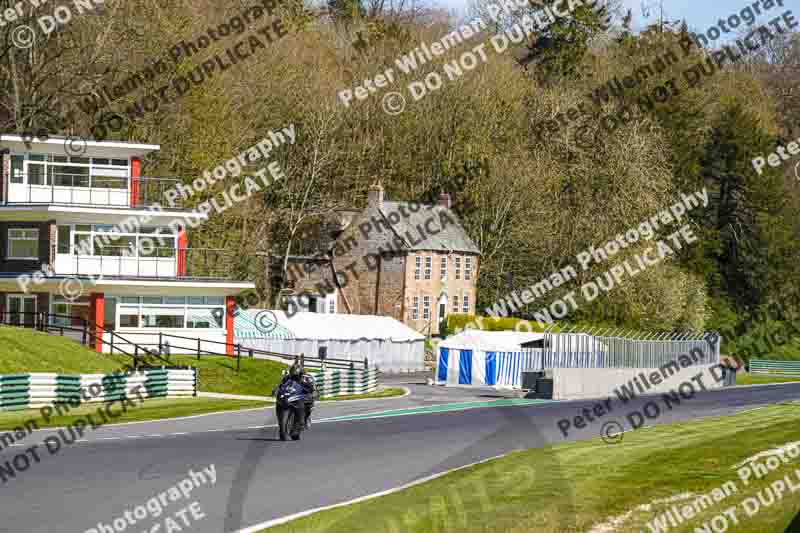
[23,405,271,433]
[234,451,514,533]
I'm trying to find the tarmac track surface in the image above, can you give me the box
[1,380,798,533]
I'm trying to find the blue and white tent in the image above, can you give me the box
[436,330,544,388]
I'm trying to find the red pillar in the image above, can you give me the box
[130,157,141,207]
[90,292,105,353]
[177,226,187,276]
[225,296,235,356]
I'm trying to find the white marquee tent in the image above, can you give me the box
[234,310,426,372]
[437,330,544,388]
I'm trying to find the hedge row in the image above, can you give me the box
[444,314,552,334]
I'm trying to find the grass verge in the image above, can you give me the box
[263,404,800,533]
[321,387,406,401]
[0,326,128,374]
[0,397,267,431]
[163,355,286,396]
[737,373,800,386]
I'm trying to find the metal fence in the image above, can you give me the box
[523,326,721,370]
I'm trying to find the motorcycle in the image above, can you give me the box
[274,371,316,441]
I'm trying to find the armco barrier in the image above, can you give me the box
[311,368,380,398]
[0,368,197,411]
[749,359,800,375]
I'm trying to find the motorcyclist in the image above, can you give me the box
[279,357,317,428]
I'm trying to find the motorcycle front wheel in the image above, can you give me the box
[277,406,295,441]
[290,406,302,440]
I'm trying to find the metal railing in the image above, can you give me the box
[56,247,235,280]
[0,311,172,369]
[104,331,368,372]
[4,173,183,208]
[133,176,186,209]
[0,311,368,373]
[523,325,721,370]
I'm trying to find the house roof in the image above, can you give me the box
[380,201,480,254]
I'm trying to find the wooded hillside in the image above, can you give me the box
[2,0,799,356]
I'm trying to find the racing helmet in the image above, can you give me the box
[289,360,303,379]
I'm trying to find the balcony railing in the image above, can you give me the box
[133,176,186,209]
[3,172,185,209]
[53,247,237,280]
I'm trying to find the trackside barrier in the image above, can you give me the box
[310,368,380,398]
[531,325,721,370]
[749,359,800,375]
[0,368,197,411]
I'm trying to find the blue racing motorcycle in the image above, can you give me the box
[274,373,316,441]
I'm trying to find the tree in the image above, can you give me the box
[700,103,787,312]
[517,0,612,84]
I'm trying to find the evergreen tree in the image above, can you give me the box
[700,103,786,312]
[519,1,611,84]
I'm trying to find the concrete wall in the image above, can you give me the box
[551,363,727,400]
[102,329,227,355]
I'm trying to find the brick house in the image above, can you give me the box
[281,183,480,336]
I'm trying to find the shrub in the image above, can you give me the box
[446,314,552,334]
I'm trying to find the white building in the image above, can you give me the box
[0,134,254,354]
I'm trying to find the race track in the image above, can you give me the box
[1,379,798,533]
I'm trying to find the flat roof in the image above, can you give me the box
[0,205,205,224]
[0,134,160,158]
[0,276,254,297]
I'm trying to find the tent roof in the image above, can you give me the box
[234,310,425,342]
[439,330,544,352]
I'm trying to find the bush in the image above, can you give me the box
[446,314,552,334]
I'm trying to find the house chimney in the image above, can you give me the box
[439,192,451,209]
[368,181,384,209]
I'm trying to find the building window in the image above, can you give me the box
[455,256,461,280]
[50,295,91,328]
[415,255,421,280]
[13,154,130,188]
[440,256,447,280]
[424,256,432,280]
[328,297,335,314]
[186,309,221,328]
[452,295,459,314]
[412,296,419,320]
[8,229,39,259]
[463,294,470,314]
[465,257,472,280]
[10,156,24,184]
[141,309,186,328]
[115,296,224,330]
[57,226,71,254]
[423,295,430,320]
[65,225,176,257]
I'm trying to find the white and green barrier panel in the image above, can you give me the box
[749,359,800,376]
[310,368,380,398]
[0,368,197,411]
